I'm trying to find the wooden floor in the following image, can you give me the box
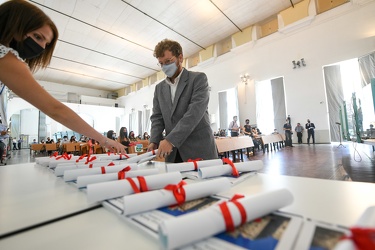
[5,142,375,183]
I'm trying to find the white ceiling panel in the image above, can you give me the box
[29,0,303,91]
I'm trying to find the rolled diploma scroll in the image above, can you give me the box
[63,163,138,182]
[76,168,160,188]
[122,177,231,216]
[97,153,137,161]
[48,156,83,169]
[199,160,263,179]
[55,161,116,176]
[333,206,375,250]
[166,159,223,173]
[124,149,158,163]
[87,171,182,203]
[35,155,78,168]
[159,188,294,250]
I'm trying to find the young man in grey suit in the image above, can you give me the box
[147,39,218,163]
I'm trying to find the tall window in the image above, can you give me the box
[218,88,238,135]
[255,80,274,134]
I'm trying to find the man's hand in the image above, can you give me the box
[156,139,174,158]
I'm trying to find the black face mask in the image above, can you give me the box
[10,37,45,59]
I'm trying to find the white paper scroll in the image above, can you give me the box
[166,159,223,173]
[122,177,231,216]
[159,188,294,250]
[198,160,263,179]
[333,206,375,250]
[87,171,182,203]
[96,153,137,161]
[124,149,159,163]
[54,161,117,176]
[48,156,93,169]
[63,163,138,182]
[76,168,160,188]
[35,155,79,168]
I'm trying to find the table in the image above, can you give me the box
[1,162,375,250]
[0,163,98,236]
[261,134,284,153]
[215,136,254,161]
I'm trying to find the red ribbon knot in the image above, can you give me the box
[164,181,187,205]
[219,194,247,232]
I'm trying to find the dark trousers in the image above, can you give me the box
[307,130,315,144]
[297,132,303,144]
[230,131,238,137]
[285,131,292,146]
[12,143,17,150]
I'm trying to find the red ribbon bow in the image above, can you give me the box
[187,158,203,171]
[117,166,132,180]
[85,155,97,164]
[342,227,375,250]
[222,158,239,177]
[164,181,187,205]
[76,154,87,162]
[219,194,247,232]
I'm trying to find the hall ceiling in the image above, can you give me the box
[26,0,302,92]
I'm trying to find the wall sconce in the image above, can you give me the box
[292,58,306,69]
[240,73,250,84]
[131,108,135,112]
[143,104,148,109]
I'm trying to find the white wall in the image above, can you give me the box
[118,1,375,143]
[7,97,125,137]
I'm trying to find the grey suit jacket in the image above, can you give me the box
[150,69,218,162]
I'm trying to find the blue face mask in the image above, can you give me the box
[162,61,178,78]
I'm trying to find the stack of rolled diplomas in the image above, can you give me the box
[158,188,294,250]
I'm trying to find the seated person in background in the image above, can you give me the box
[251,127,261,150]
[143,132,150,140]
[137,134,142,140]
[129,131,137,142]
[117,127,130,154]
[106,130,115,140]
[40,139,45,144]
[32,139,37,144]
[243,119,252,136]
[272,129,279,134]
[46,137,52,143]
[70,136,77,143]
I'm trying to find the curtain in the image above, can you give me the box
[358,51,375,87]
[271,77,286,133]
[324,65,344,142]
[218,91,228,131]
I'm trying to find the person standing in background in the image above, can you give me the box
[147,39,217,162]
[12,137,17,150]
[283,119,293,147]
[17,137,22,150]
[295,123,304,144]
[305,119,316,144]
[229,116,240,137]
